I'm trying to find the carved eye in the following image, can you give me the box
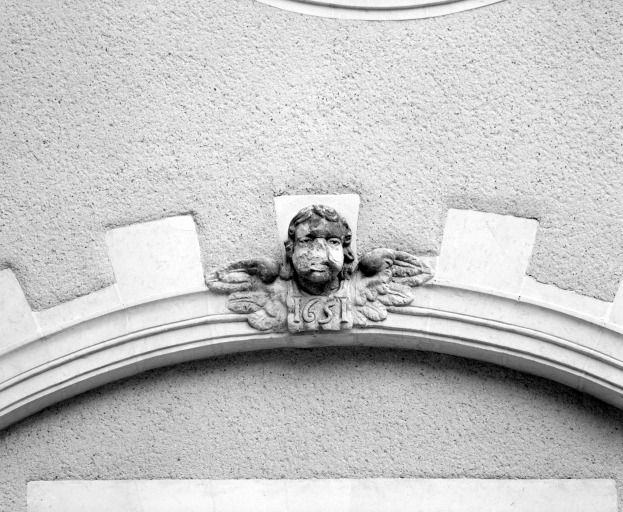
[328,238,341,247]
[298,237,312,245]
[255,0,504,20]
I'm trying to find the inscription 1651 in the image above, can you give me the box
[289,294,353,333]
[207,204,433,333]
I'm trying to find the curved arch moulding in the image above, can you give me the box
[3,208,623,430]
[1,283,623,430]
[256,0,506,20]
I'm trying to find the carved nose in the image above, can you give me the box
[313,239,330,255]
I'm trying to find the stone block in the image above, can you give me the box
[105,216,205,304]
[35,286,121,333]
[607,279,623,326]
[27,479,616,512]
[0,270,37,350]
[437,209,538,294]
[520,276,610,321]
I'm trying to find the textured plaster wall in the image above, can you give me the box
[1,348,623,512]
[1,0,623,309]
[2,1,623,511]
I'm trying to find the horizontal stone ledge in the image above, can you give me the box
[28,478,617,512]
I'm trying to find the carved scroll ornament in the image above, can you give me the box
[207,204,433,333]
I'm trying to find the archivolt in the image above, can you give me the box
[255,0,506,20]
[1,282,622,431]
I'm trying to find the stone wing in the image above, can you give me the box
[353,249,433,327]
[206,258,288,332]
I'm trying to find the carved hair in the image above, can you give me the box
[282,204,355,280]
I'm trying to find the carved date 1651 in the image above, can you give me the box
[207,204,433,333]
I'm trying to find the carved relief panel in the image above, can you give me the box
[207,202,433,333]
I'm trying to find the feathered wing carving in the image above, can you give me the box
[206,258,288,332]
[353,249,433,327]
[207,250,433,332]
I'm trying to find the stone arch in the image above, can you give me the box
[2,281,623,431]
[2,208,623,430]
[255,0,506,20]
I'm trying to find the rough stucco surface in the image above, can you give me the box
[1,348,622,512]
[2,2,623,512]
[1,0,623,309]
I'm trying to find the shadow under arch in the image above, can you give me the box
[1,283,623,431]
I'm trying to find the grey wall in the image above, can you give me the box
[2,0,623,511]
[1,0,622,310]
[1,348,623,511]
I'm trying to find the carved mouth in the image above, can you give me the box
[309,264,330,273]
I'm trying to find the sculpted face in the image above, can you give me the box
[291,215,345,286]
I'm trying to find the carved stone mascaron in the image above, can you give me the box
[207,204,433,333]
